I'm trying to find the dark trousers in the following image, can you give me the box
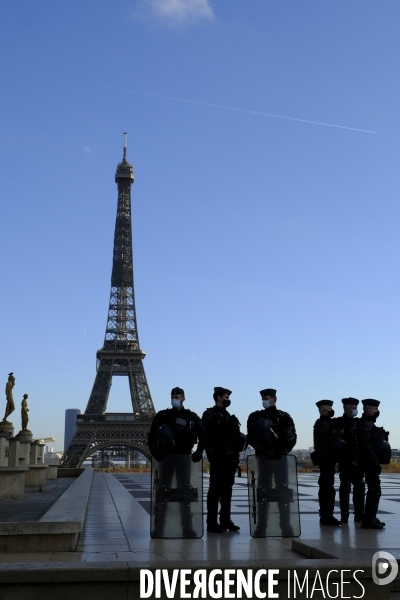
[318,462,336,519]
[364,465,381,523]
[155,454,193,532]
[207,455,238,525]
[338,460,365,520]
[255,455,292,535]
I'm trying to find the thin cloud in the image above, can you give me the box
[82,146,92,154]
[133,0,214,26]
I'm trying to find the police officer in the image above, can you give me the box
[247,388,297,536]
[313,400,341,526]
[147,387,205,536]
[335,398,365,524]
[356,399,390,529]
[202,387,243,533]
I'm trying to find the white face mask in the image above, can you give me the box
[262,400,272,409]
[351,409,358,417]
[171,399,181,408]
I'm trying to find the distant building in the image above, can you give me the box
[64,409,81,451]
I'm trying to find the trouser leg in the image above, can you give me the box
[351,465,365,520]
[338,463,351,522]
[152,456,174,536]
[219,457,236,525]
[207,461,222,525]
[275,458,294,535]
[220,486,232,523]
[363,470,381,524]
[253,456,271,536]
[318,465,335,519]
[177,457,195,534]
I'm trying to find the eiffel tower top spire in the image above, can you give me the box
[116,132,134,181]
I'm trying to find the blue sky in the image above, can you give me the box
[1,1,400,451]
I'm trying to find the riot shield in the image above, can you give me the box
[247,454,300,538]
[150,454,203,538]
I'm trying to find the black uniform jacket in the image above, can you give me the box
[148,406,206,456]
[355,414,381,471]
[247,405,297,456]
[335,414,358,460]
[202,405,241,461]
[313,415,336,466]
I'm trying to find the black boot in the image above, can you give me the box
[361,487,382,529]
[320,516,342,526]
[279,501,294,536]
[207,522,224,533]
[220,520,240,531]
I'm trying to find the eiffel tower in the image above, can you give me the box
[62,135,156,467]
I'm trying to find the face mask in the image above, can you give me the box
[171,399,181,408]
[351,409,358,417]
[222,399,231,408]
[326,409,335,417]
[262,400,272,409]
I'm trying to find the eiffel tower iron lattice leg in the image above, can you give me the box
[62,135,155,468]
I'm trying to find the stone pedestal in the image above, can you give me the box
[0,421,14,438]
[15,430,33,443]
[25,464,48,487]
[46,465,58,479]
[31,441,45,464]
[8,438,21,467]
[36,443,45,464]
[0,432,10,466]
[26,440,48,487]
[0,467,29,499]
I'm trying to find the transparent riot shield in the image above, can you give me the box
[150,454,203,538]
[247,454,300,537]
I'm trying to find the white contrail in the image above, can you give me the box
[51,75,378,134]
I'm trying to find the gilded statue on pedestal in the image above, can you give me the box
[21,394,30,432]
[3,372,15,423]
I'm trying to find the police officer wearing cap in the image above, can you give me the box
[202,387,243,533]
[335,398,365,524]
[355,399,390,529]
[247,389,297,460]
[313,400,341,526]
[247,388,297,536]
[147,387,206,536]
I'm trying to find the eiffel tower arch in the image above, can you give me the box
[62,135,155,467]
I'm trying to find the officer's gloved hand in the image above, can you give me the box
[191,450,202,463]
[273,450,283,460]
[152,452,164,462]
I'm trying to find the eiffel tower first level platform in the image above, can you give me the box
[63,414,153,468]
[62,135,156,467]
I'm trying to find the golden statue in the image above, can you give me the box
[21,394,30,431]
[3,372,15,423]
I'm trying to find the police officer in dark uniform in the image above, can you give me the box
[355,399,390,529]
[247,388,297,536]
[335,397,365,524]
[313,400,341,526]
[147,386,206,536]
[202,387,243,533]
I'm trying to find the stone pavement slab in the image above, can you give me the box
[1,471,400,564]
[0,478,75,522]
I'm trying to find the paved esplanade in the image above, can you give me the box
[1,472,400,564]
